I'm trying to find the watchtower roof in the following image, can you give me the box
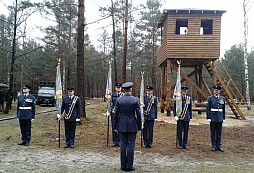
[157,9,226,27]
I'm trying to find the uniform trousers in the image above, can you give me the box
[177,120,189,148]
[210,122,222,148]
[19,119,31,144]
[118,132,137,170]
[143,120,155,146]
[64,120,76,146]
[111,113,119,145]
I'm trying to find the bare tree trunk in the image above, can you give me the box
[111,0,117,84]
[243,0,251,110]
[77,0,86,117]
[4,0,18,114]
[122,0,128,83]
[151,26,156,89]
[67,4,72,86]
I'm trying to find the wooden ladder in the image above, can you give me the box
[204,60,246,120]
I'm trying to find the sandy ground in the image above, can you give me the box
[1,101,254,172]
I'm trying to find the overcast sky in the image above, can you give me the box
[1,0,254,56]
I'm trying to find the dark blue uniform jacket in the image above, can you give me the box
[17,94,36,119]
[61,96,81,121]
[144,96,158,120]
[206,95,225,122]
[113,93,142,132]
[173,95,192,121]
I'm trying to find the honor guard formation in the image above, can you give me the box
[14,82,226,172]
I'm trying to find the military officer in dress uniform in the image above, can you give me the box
[143,86,158,148]
[206,85,225,152]
[110,82,123,147]
[60,87,81,148]
[17,84,36,146]
[173,86,192,149]
[113,82,142,172]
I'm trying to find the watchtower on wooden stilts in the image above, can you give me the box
[157,9,245,119]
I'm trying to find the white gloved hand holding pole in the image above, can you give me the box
[174,116,179,122]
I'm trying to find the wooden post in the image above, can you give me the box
[166,60,172,116]
[160,65,165,113]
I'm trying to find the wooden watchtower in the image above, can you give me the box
[157,9,246,119]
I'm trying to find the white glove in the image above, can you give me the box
[207,119,211,122]
[76,118,80,122]
[155,119,158,121]
[57,114,61,119]
[106,112,111,117]
[223,120,225,123]
[174,116,179,122]
[31,119,34,121]
[190,119,192,121]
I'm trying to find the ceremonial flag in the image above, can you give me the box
[174,60,182,117]
[140,72,145,147]
[140,72,145,128]
[105,60,112,116]
[105,60,112,146]
[56,60,63,120]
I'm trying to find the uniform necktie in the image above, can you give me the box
[69,96,72,101]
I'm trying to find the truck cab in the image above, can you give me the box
[36,82,56,106]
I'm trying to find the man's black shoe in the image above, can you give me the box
[70,145,74,148]
[24,143,29,146]
[125,167,135,172]
[120,167,126,171]
[64,145,69,148]
[183,146,188,149]
[112,144,118,147]
[178,146,183,149]
[18,142,25,145]
[217,147,224,152]
[212,147,217,151]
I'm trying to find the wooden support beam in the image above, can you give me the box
[180,71,208,99]
[160,65,166,113]
[166,60,172,116]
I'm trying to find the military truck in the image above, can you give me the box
[36,81,56,106]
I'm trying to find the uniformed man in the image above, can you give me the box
[206,85,225,152]
[110,82,123,147]
[17,84,36,146]
[173,86,192,149]
[143,86,158,148]
[61,87,81,148]
[113,82,142,172]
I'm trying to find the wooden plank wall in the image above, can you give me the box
[157,14,222,66]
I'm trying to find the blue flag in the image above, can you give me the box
[105,60,112,116]
[174,61,182,117]
[55,60,63,120]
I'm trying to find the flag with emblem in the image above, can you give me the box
[56,59,63,121]
[105,60,112,116]
[173,60,182,117]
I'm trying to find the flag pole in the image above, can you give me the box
[174,60,182,148]
[105,59,112,146]
[56,58,63,148]
[140,71,145,147]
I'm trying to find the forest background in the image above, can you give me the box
[1,0,254,115]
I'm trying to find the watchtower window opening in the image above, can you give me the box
[200,19,213,35]
[175,19,188,35]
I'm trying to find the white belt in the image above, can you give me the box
[211,108,223,112]
[19,107,32,110]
